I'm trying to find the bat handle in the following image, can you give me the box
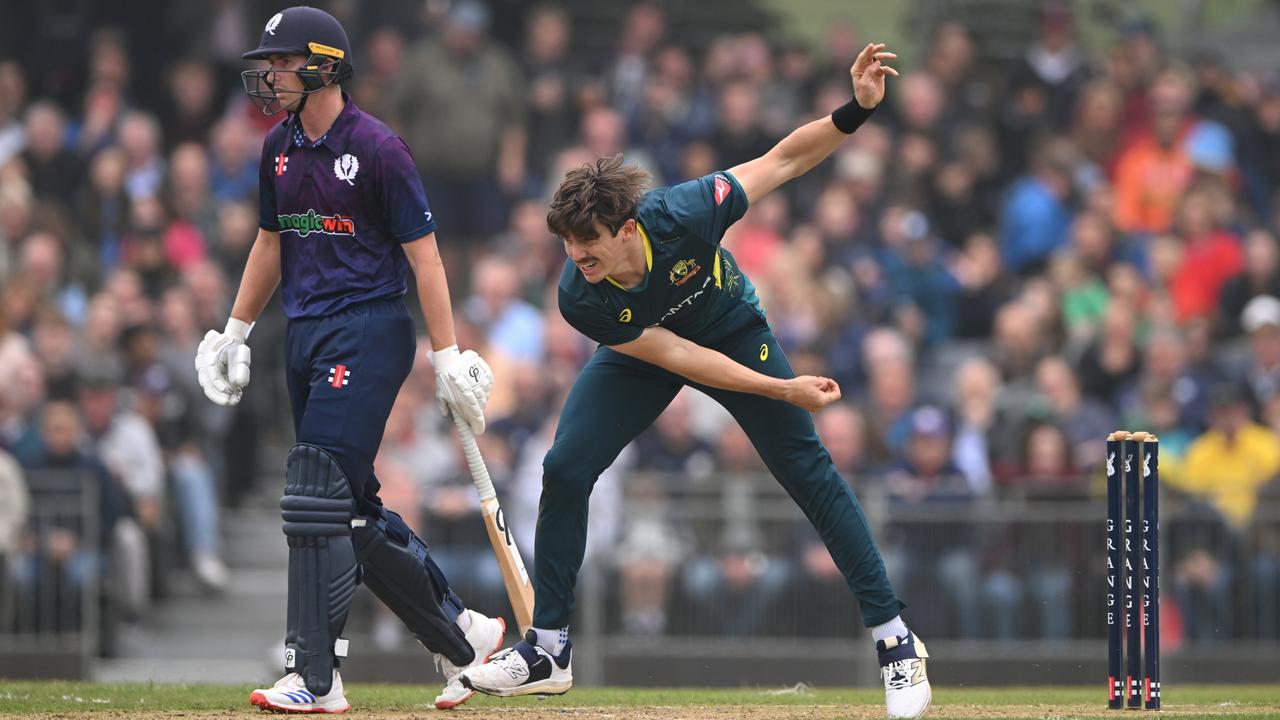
[453,412,496,502]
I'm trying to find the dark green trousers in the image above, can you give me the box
[533,316,904,630]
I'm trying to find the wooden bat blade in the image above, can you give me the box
[481,498,535,633]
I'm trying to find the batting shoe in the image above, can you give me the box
[433,609,507,709]
[879,631,931,719]
[460,629,573,697]
[249,670,350,713]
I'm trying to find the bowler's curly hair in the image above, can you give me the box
[546,154,651,241]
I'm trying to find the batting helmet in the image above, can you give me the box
[241,6,353,115]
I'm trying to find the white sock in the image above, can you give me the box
[870,615,909,644]
[532,626,568,656]
[456,609,472,633]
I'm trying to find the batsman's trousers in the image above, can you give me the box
[285,298,414,512]
[533,314,905,629]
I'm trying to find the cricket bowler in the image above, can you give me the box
[195,6,505,712]
[462,43,931,718]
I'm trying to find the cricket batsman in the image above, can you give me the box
[195,7,505,712]
[462,43,931,718]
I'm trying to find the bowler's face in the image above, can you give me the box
[563,221,631,284]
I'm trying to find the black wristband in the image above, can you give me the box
[831,99,876,134]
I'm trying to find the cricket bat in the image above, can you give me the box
[452,413,535,633]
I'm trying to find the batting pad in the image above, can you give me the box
[281,444,358,696]
[352,507,474,666]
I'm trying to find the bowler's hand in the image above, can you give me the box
[779,375,842,412]
[852,42,899,109]
[434,346,494,434]
[195,318,252,406]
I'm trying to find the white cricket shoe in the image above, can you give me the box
[433,610,507,709]
[460,629,573,697]
[879,631,931,718]
[249,670,350,714]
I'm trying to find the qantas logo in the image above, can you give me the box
[277,209,356,237]
[713,175,731,206]
[661,276,713,323]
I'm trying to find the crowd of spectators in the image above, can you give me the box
[1,1,1279,652]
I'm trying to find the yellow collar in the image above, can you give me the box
[605,222,652,290]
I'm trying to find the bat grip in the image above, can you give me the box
[452,412,496,502]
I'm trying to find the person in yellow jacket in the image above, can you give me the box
[1172,382,1280,530]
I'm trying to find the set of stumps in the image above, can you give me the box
[1106,431,1160,710]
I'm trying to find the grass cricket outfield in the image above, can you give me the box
[0,683,1276,719]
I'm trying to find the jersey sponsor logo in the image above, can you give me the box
[669,258,702,286]
[265,12,283,35]
[275,153,289,176]
[334,153,359,185]
[661,276,713,323]
[759,343,769,361]
[713,174,731,206]
[618,308,632,323]
[277,209,357,237]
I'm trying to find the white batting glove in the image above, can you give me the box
[195,318,253,407]
[433,345,493,434]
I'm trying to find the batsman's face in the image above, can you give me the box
[563,220,635,284]
[263,54,308,112]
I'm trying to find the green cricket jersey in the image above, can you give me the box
[558,170,765,346]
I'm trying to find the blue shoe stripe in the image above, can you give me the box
[300,690,315,703]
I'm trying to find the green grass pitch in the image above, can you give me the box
[0,682,1277,718]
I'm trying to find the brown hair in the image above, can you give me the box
[546,154,650,241]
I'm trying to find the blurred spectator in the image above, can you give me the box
[1241,295,1280,412]
[14,401,141,624]
[390,0,526,241]
[883,406,981,639]
[1112,65,1203,235]
[1218,229,1280,336]
[1170,382,1280,639]
[1076,303,1143,404]
[1014,2,1090,126]
[207,116,258,204]
[613,474,684,635]
[21,101,82,206]
[0,61,25,168]
[952,232,1014,339]
[1169,186,1243,323]
[632,390,716,479]
[1176,382,1280,530]
[1034,355,1114,470]
[520,5,581,191]
[951,357,1001,492]
[0,447,28,594]
[125,323,227,591]
[77,360,165,602]
[681,425,789,636]
[161,59,219,151]
[118,112,165,202]
[999,137,1077,273]
[465,253,545,365]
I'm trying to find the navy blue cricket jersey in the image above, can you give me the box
[258,92,437,319]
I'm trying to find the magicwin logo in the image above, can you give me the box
[277,209,357,237]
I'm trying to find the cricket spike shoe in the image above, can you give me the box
[249,670,350,713]
[878,631,931,719]
[460,629,573,697]
[433,609,507,709]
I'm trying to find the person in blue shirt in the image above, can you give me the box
[194,7,503,713]
[462,43,932,719]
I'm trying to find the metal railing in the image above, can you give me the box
[0,469,99,661]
